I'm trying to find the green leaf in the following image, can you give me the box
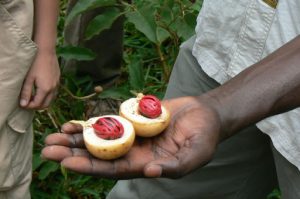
[85,7,122,40]
[98,85,132,100]
[57,46,96,61]
[164,0,175,9]
[65,0,116,25]
[126,5,158,43]
[38,161,59,180]
[157,4,173,25]
[82,188,100,197]
[60,166,68,180]
[32,153,45,171]
[126,3,171,44]
[154,91,165,100]
[156,26,170,43]
[127,56,145,90]
[174,13,197,40]
[267,189,281,199]
[191,2,203,12]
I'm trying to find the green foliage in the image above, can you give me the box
[98,85,132,100]
[125,3,170,44]
[127,55,145,90]
[63,0,200,93]
[57,46,97,61]
[31,1,200,198]
[31,0,281,198]
[85,7,123,40]
[267,189,281,199]
[65,0,117,25]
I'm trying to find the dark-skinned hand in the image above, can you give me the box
[42,96,221,179]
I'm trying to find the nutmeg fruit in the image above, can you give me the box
[119,93,170,137]
[70,115,135,160]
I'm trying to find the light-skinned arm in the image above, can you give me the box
[20,0,61,109]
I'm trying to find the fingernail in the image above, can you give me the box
[20,99,28,106]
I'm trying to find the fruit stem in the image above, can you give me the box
[69,120,91,128]
[62,85,103,100]
[130,91,144,100]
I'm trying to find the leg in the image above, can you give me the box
[0,0,37,197]
[107,36,278,199]
[0,127,34,199]
[272,145,300,199]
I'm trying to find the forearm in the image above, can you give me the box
[203,35,300,139]
[33,0,59,53]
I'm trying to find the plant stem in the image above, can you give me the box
[155,43,170,82]
[61,85,97,100]
[46,109,60,130]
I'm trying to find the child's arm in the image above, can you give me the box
[20,0,60,109]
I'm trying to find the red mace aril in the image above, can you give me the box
[92,117,124,140]
[138,95,162,118]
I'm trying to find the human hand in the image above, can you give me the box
[20,50,60,109]
[42,96,221,179]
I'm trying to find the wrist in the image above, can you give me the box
[33,33,57,54]
[36,45,56,55]
[198,92,232,141]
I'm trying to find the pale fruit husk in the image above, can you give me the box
[74,115,135,160]
[119,97,170,137]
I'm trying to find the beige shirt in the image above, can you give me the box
[192,0,300,170]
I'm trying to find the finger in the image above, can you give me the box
[20,77,34,107]
[61,157,143,179]
[41,92,54,109]
[27,86,47,109]
[145,136,214,179]
[61,122,83,134]
[145,155,192,179]
[44,133,85,148]
[143,157,177,178]
[44,85,59,108]
[41,145,90,162]
[60,157,104,176]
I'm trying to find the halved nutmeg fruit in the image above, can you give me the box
[119,93,170,137]
[70,115,135,160]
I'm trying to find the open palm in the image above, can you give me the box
[42,96,221,179]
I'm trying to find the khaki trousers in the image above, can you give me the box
[107,36,300,199]
[0,0,36,198]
